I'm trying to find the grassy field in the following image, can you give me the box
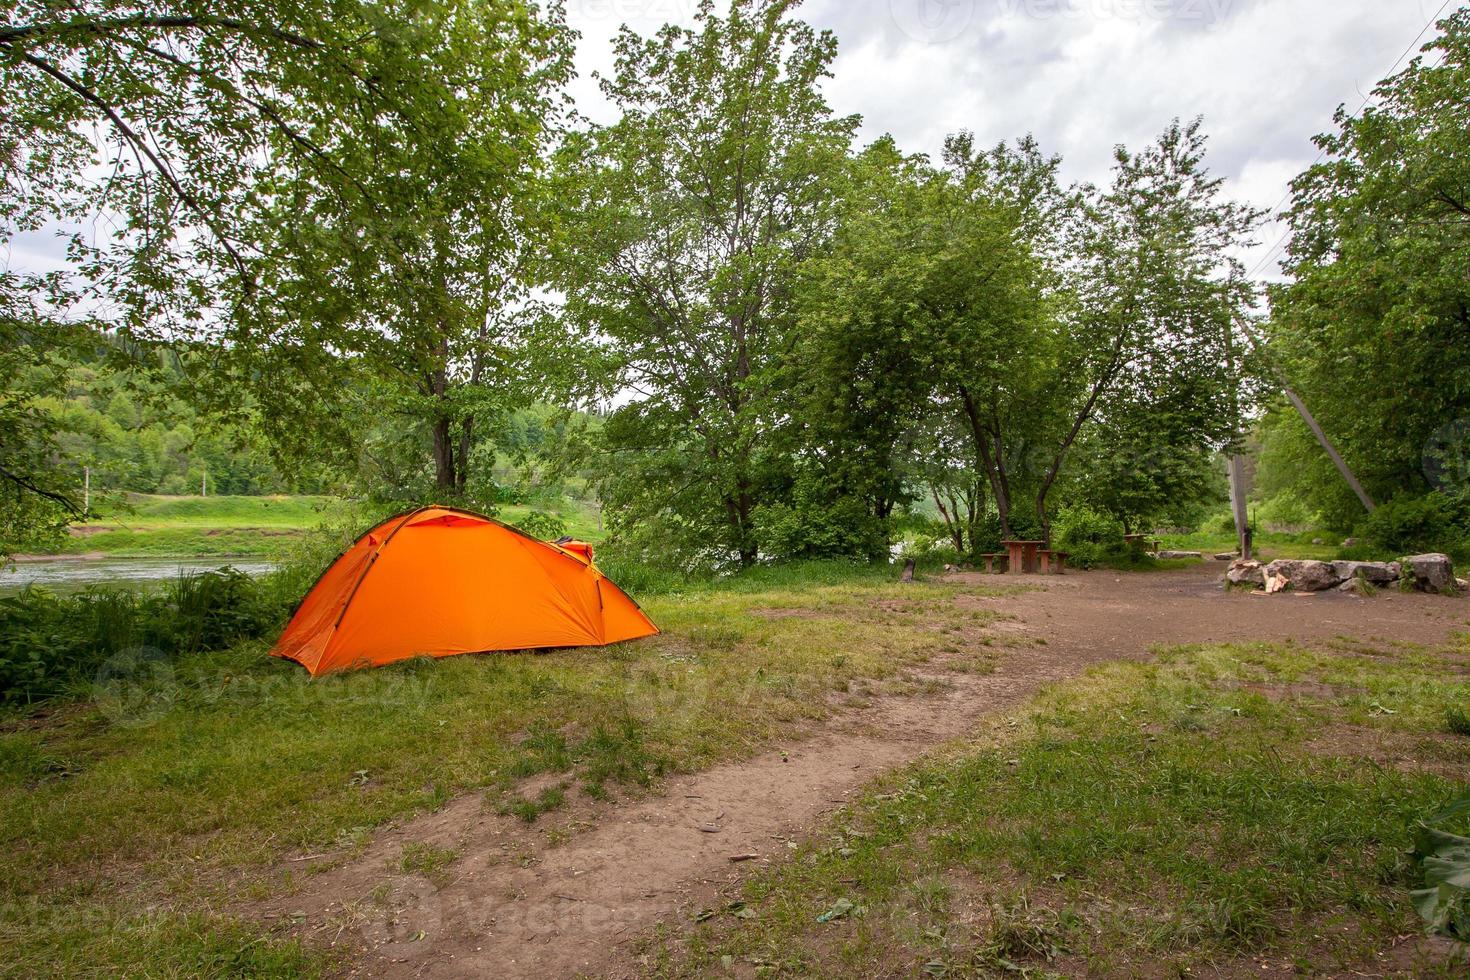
[0,562,1006,976]
[47,494,604,558]
[1156,526,1392,563]
[647,637,1470,977]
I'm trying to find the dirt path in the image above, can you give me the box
[263,564,1468,978]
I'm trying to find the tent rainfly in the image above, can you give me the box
[271,506,658,676]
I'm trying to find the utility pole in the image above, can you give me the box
[1223,316,1251,559]
[201,467,207,498]
[1235,317,1376,515]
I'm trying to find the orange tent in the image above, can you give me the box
[271,506,658,676]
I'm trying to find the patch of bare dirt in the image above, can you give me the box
[249,564,1469,978]
[1303,724,1470,779]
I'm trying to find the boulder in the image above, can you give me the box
[1263,559,1341,593]
[1226,559,1265,588]
[1338,577,1370,595]
[1213,552,1239,561]
[1402,553,1456,593]
[1458,578,1468,592]
[1341,537,1359,548]
[1158,550,1202,560]
[1330,560,1399,585]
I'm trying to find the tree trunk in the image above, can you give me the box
[455,416,474,495]
[431,415,457,492]
[958,385,1011,539]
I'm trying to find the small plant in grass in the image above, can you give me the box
[1411,796,1470,940]
[1446,706,1470,737]
[500,785,566,823]
[398,842,460,885]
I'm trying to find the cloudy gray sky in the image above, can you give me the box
[6,0,1452,282]
[565,0,1454,278]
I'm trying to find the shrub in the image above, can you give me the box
[752,489,892,564]
[1053,505,1125,549]
[513,510,568,541]
[1358,492,1470,562]
[0,568,279,706]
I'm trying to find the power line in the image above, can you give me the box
[1244,0,1455,282]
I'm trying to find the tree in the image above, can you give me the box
[1266,8,1470,526]
[1032,119,1259,544]
[1,0,573,536]
[553,0,856,566]
[778,138,939,559]
[924,133,1065,541]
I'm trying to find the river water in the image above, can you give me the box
[0,557,278,594]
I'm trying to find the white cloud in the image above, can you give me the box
[564,0,1451,277]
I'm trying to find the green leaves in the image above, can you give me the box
[554,0,856,566]
[1266,8,1470,526]
[1411,796,1470,939]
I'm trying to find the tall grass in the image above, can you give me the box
[0,569,283,705]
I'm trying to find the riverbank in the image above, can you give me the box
[17,494,604,561]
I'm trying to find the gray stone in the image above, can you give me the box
[1213,552,1238,561]
[1403,553,1456,593]
[1457,578,1468,592]
[1264,559,1341,593]
[1341,537,1359,548]
[1158,550,1202,560]
[1226,559,1265,588]
[1338,577,1369,595]
[1330,561,1398,585]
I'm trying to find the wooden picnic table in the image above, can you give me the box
[1123,533,1158,554]
[1001,539,1044,575]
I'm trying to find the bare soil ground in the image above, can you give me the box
[256,563,1469,978]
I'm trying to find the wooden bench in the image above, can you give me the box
[978,553,1007,574]
[1123,534,1160,555]
[1038,550,1069,574]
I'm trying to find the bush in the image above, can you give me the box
[752,487,892,564]
[1053,505,1125,549]
[0,568,280,706]
[512,510,568,541]
[1358,492,1470,562]
[592,552,694,596]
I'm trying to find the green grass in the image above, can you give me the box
[87,494,338,528]
[0,561,1002,976]
[1156,527,1393,563]
[48,494,606,558]
[648,637,1470,977]
[499,498,604,543]
[59,494,340,558]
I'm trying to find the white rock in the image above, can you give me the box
[1403,554,1456,593]
[1158,550,1202,560]
[1264,559,1341,593]
[1226,559,1265,587]
[1330,561,1398,585]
